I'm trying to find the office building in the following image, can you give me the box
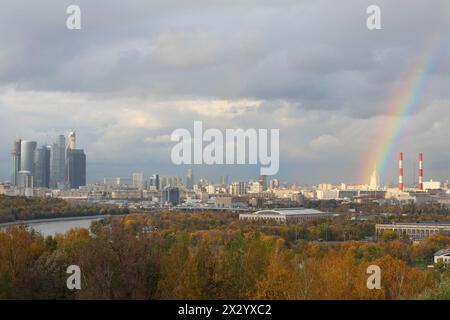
[160,176,182,189]
[162,186,180,206]
[230,181,247,195]
[10,137,21,186]
[20,140,37,177]
[65,130,86,189]
[249,181,263,193]
[259,175,267,189]
[186,168,194,189]
[66,149,86,189]
[148,174,160,190]
[50,135,66,188]
[132,172,144,190]
[34,145,51,188]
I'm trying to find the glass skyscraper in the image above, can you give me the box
[34,145,51,188]
[50,135,66,188]
[66,148,86,189]
[20,140,37,178]
[10,137,21,186]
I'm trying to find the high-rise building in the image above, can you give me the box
[65,130,86,189]
[369,167,380,190]
[50,135,66,188]
[66,149,86,189]
[162,186,180,206]
[269,178,280,189]
[68,130,76,149]
[186,168,194,189]
[20,140,37,177]
[160,176,182,189]
[10,137,21,186]
[230,181,247,195]
[132,172,144,190]
[34,145,51,188]
[259,175,268,190]
[148,174,160,190]
[249,181,263,193]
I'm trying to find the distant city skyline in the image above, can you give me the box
[2,133,449,187]
[8,131,86,189]
[1,131,450,187]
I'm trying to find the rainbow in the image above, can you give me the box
[361,39,449,184]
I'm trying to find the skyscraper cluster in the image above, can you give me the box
[10,131,86,190]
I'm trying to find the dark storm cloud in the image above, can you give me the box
[1,0,448,108]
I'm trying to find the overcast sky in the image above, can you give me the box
[1,0,450,185]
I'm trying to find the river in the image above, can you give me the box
[0,215,118,237]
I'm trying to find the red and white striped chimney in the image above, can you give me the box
[419,153,423,190]
[399,152,404,191]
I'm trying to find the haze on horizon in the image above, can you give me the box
[1,0,450,185]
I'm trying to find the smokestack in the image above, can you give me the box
[399,152,404,192]
[419,152,423,191]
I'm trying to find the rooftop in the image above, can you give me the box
[390,221,450,226]
[251,208,326,216]
[434,249,450,256]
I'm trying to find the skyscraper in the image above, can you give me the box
[148,174,160,190]
[230,181,247,195]
[186,168,194,189]
[10,137,21,186]
[50,135,66,188]
[34,145,51,188]
[68,130,76,149]
[162,186,180,206]
[259,174,268,190]
[66,149,86,189]
[132,172,144,190]
[21,140,37,177]
[65,131,86,189]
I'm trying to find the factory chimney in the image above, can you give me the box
[419,153,423,191]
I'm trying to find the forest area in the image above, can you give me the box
[0,195,128,223]
[0,211,449,300]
